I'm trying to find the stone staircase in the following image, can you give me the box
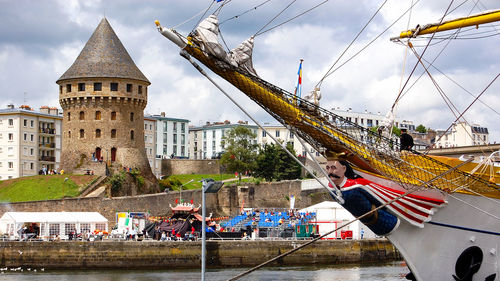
[79,175,107,197]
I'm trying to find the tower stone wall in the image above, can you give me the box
[56,18,154,180]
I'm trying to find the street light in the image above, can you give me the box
[201,178,223,281]
[63,177,69,199]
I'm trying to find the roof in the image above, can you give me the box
[57,18,150,84]
[0,212,107,223]
[0,108,62,119]
[146,115,190,123]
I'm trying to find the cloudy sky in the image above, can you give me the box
[1,0,499,142]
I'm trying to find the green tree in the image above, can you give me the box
[220,126,259,182]
[254,142,301,181]
[416,124,427,133]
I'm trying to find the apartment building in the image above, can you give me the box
[143,116,161,178]
[0,105,62,180]
[435,122,489,148]
[189,121,258,159]
[147,113,190,159]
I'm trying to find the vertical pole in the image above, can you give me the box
[201,180,206,281]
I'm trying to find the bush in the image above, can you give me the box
[158,176,182,191]
[109,171,126,193]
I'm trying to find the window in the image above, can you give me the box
[78,83,85,91]
[68,131,71,138]
[94,82,102,91]
[367,119,373,127]
[262,131,267,137]
[59,85,63,94]
[144,124,147,130]
[181,123,185,133]
[163,133,168,143]
[212,130,215,138]
[67,112,71,121]
[95,129,101,138]
[130,130,134,140]
[8,133,13,141]
[79,111,85,120]
[8,162,13,169]
[126,84,133,92]
[163,122,167,131]
[173,145,177,154]
[24,133,27,141]
[138,85,143,94]
[23,119,27,127]
[95,111,101,120]
[96,223,106,231]
[130,112,134,122]
[110,82,118,91]
[181,134,185,145]
[110,129,117,139]
[30,120,34,127]
[163,145,167,154]
[173,134,177,144]
[8,119,13,126]
[212,141,216,150]
[80,129,85,138]
[203,131,207,139]
[65,223,75,236]
[111,111,116,120]
[173,122,177,132]
[66,84,72,92]
[80,223,90,233]
[181,146,185,156]
[30,148,34,156]
[275,130,280,138]
[49,224,60,236]
[30,162,34,170]
[30,134,34,142]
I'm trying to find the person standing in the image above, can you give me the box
[399,128,414,151]
[360,228,365,239]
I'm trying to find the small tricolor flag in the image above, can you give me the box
[294,59,303,98]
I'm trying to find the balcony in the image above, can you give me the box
[39,143,56,149]
[39,128,56,135]
[39,156,56,162]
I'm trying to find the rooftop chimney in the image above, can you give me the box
[161,112,166,117]
[7,104,14,109]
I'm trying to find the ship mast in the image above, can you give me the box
[391,9,500,40]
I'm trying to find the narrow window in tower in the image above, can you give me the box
[110,83,118,91]
[138,85,143,95]
[59,85,63,94]
[78,83,85,91]
[111,129,117,138]
[95,111,101,120]
[130,130,135,140]
[126,84,132,92]
[79,129,84,139]
[111,111,117,120]
[79,111,85,120]
[130,112,134,122]
[66,84,72,93]
[94,82,102,91]
[95,129,101,138]
[67,112,71,121]
[68,131,71,138]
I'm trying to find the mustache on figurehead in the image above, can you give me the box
[328,173,340,179]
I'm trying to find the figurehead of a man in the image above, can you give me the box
[325,152,359,188]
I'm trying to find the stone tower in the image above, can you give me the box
[57,18,153,178]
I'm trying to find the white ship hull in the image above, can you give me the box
[388,192,499,281]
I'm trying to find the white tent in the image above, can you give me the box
[0,212,108,239]
[299,201,376,239]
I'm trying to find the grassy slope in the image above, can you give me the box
[171,174,236,190]
[0,174,98,203]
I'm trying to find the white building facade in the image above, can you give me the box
[0,105,62,180]
[147,114,190,159]
[435,122,489,148]
[143,116,161,178]
[189,121,258,159]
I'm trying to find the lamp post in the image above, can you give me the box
[201,178,223,281]
[63,177,69,199]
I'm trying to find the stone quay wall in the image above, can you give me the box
[0,239,400,269]
[0,180,331,224]
[161,159,222,176]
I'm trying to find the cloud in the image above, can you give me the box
[0,0,498,143]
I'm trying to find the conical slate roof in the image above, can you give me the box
[57,18,150,84]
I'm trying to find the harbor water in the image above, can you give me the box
[0,262,409,280]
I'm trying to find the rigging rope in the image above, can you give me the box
[220,0,273,25]
[321,0,421,82]
[315,0,389,89]
[254,0,296,37]
[254,0,331,36]
[192,0,218,33]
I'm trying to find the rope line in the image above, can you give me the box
[315,0,389,88]
[220,0,273,25]
[254,0,296,37]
